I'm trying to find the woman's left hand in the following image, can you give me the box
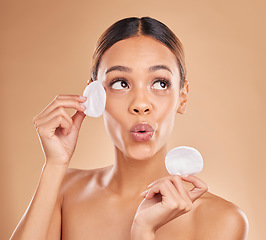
[131,175,208,236]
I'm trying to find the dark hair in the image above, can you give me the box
[90,16,186,89]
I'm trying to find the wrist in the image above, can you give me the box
[42,161,68,176]
[131,222,155,240]
[44,160,69,169]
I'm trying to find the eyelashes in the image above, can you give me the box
[153,78,172,89]
[108,78,172,90]
[108,78,129,89]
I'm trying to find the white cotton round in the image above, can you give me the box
[81,81,106,118]
[165,146,203,176]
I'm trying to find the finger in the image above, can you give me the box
[37,114,71,138]
[52,115,71,136]
[145,181,191,212]
[140,189,149,198]
[147,176,185,196]
[54,95,87,100]
[147,176,169,188]
[34,107,74,134]
[181,175,208,202]
[140,178,177,198]
[33,95,86,123]
[145,181,179,201]
[147,175,192,199]
[170,176,192,204]
[72,110,86,130]
[147,179,159,188]
[46,97,86,115]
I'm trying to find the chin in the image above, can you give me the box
[123,143,156,161]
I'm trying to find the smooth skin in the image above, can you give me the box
[10,36,248,240]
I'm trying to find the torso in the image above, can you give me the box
[59,167,237,240]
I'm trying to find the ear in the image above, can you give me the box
[87,78,93,85]
[177,80,189,114]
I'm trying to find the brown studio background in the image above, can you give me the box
[1,0,265,239]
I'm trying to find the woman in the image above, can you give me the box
[10,17,248,240]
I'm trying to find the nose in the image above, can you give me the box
[129,90,153,115]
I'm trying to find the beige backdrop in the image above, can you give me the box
[1,0,265,239]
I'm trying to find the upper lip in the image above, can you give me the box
[130,122,155,133]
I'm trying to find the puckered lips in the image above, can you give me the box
[130,122,155,142]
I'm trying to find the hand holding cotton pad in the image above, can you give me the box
[81,81,106,117]
[165,146,203,176]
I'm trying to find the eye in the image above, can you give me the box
[152,79,171,90]
[109,79,129,90]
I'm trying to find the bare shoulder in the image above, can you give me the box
[193,191,249,239]
[58,165,112,196]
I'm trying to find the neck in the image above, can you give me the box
[106,145,170,197]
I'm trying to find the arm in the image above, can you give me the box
[10,163,66,240]
[10,94,87,240]
[131,223,155,240]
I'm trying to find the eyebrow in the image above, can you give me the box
[149,65,173,75]
[105,65,131,74]
[105,64,173,75]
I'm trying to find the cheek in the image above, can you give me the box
[103,110,124,152]
[154,91,178,117]
[154,94,178,138]
[159,112,176,136]
[102,95,128,147]
[156,111,176,148]
[104,93,127,121]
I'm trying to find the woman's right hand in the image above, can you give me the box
[32,94,87,166]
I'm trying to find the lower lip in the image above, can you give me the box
[130,131,154,142]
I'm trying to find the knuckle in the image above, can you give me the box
[168,201,179,210]
[171,175,181,183]
[69,118,73,125]
[178,202,187,211]
[172,175,181,181]
[160,179,167,184]
[150,180,158,186]
[54,98,61,105]
[160,176,170,182]
[36,126,44,134]
[32,115,39,125]
[34,121,40,129]
[161,181,169,188]
[58,106,65,114]
[77,101,83,108]
[56,115,63,122]
[183,207,190,213]
[203,185,209,192]
[55,94,62,99]
[184,203,193,212]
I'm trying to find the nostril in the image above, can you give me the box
[132,108,150,114]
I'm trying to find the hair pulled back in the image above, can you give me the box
[90,16,186,89]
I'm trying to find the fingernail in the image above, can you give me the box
[80,104,86,110]
[140,190,148,196]
[80,96,87,100]
[181,174,189,177]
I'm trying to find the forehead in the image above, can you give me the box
[98,36,179,76]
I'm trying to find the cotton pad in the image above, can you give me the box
[165,146,203,176]
[81,81,106,118]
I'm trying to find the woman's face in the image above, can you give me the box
[96,35,188,161]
